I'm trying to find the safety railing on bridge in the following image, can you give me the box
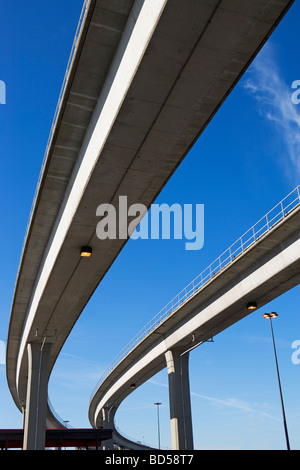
[91,185,300,397]
[48,398,72,429]
[30,1,90,430]
[21,0,90,257]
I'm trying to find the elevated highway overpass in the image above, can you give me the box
[89,187,300,450]
[6,0,296,449]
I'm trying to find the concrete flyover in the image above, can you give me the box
[89,188,300,450]
[6,0,295,449]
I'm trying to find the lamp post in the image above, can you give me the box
[154,402,162,449]
[263,312,290,450]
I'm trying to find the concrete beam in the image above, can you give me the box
[89,208,300,436]
[23,342,52,450]
[7,0,296,428]
[101,406,116,450]
[165,350,193,450]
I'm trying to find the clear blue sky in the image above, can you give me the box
[0,1,299,450]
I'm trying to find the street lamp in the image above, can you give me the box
[154,402,162,449]
[263,312,290,450]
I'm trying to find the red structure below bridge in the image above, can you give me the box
[0,428,112,450]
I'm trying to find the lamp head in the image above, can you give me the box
[80,246,92,258]
[247,301,257,310]
[262,312,278,319]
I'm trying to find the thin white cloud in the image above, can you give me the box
[191,392,278,421]
[149,379,168,388]
[191,392,253,412]
[149,379,279,421]
[243,44,300,182]
[61,352,102,365]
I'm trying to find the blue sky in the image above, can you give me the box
[0,1,299,450]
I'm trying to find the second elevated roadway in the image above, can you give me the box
[7,0,296,434]
[89,188,300,448]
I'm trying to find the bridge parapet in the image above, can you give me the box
[92,185,300,393]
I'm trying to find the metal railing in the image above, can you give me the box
[34,1,91,430]
[113,423,168,450]
[21,0,90,257]
[48,398,72,429]
[91,185,300,397]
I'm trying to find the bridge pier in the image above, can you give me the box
[23,341,52,450]
[165,350,193,450]
[101,406,116,450]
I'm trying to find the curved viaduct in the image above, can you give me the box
[6,0,295,449]
[89,192,300,449]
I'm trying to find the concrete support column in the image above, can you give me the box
[165,350,194,450]
[101,406,116,450]
[23,341,52,450]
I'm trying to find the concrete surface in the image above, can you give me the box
[7,0,295,428]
